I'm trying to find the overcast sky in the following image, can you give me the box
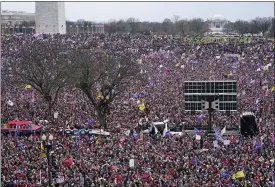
[1,2,274,22]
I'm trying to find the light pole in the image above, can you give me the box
[42,134,54,187]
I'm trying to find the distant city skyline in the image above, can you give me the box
[1,2,274,22]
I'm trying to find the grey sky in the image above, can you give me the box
[1,2,274,22]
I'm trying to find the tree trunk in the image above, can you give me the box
[97,108,107,130]
[48,101,53,119]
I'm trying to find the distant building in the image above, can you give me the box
[207,14,229,35]
[35,2,66,34]
[1,10,35,26]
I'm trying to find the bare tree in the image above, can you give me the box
[222,22,235,34]
[268,18,275,37]
[251,17,273,36]
[126,17,140,34]
[10,40,70,118]
[68,49,141,129]
[162,18,174,34]
[172,15,181,23]
[188,18,209,36]
[233,20,251,36]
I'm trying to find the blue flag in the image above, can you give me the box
[254,140,262,152]
[219,168,229,178]
[88,118,95,125]
[194,128,200,134]
[197,114,204,121]
[132,93,139,99]
[149,81,154,88]
[214,128,223,141]
[133,131,139,139]
[164,130,171,137]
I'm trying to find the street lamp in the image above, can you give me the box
[41,134,54,187]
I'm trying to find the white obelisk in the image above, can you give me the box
[35,2,66,34]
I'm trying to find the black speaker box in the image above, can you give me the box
[240,115,259,136]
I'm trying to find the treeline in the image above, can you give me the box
[8,16,275,37]
[67,16,274,36]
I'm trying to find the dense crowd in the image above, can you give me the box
[1,33,275,187]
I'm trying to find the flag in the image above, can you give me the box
[149,81,154,88]
[63,156,73,167]
[140,131,144,140]
[220,168,229,178]
[221,126,226,135]
[175,63,180,67]
[139,102,145,111]
[272,85,275,92]
[232,171,245,179]
[25,84,32,89]
[197,114,204,121]
[214,128,223,141]
[75,134,80,148]
[263,66,269,71]
[88,118,95,125]
[96,139,100,145]
[41,142,46,157]
[132,93,139,99]
[164,129,170,137]
[133,131,139,139]
[138,59,142,65]
[254,140,262,152]
[192,156,199,167]
[97,93,104,99]
[115,173,121,184]
[194,128,200,135]
[140,90,145,97]
[228,72,233,77]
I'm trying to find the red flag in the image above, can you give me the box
[115,173,120,184]
[63,156,73,167]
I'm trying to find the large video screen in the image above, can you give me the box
[184,81,237,111]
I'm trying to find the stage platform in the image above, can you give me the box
[185,130,240,136]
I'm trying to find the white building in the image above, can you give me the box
[207,14,229,35]
[1,10,35,26]
[35,2,66,34]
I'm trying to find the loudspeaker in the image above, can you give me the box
[240,113,259,136]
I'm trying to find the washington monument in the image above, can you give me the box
[35,2,66,34]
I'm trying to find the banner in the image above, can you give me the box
[223,140,230,145]
[54,112,59,119]
[129,159,135,168]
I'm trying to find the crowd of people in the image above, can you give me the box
[1,33,275,186]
